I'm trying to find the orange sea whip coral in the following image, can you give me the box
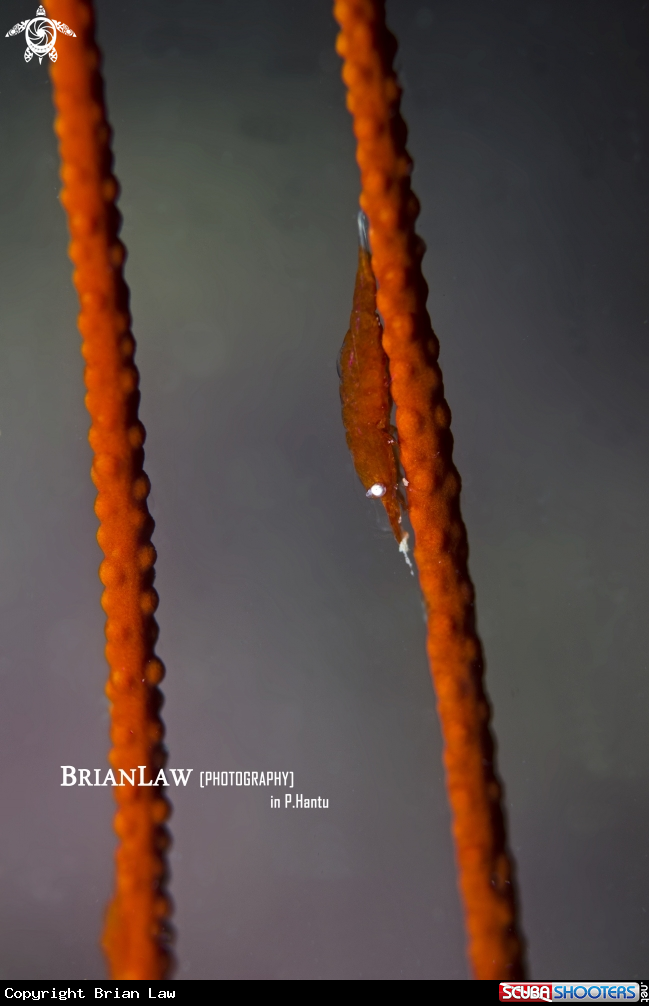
[339,211,404,544]
[333,0,525,979]
[45,0,172,979]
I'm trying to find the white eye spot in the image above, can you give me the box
[366,483,387,498]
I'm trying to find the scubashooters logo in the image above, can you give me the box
[5,5,75,64]
[500,985,641,1002]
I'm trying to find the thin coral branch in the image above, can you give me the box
[45,0,172,979]
[333,0,525,979]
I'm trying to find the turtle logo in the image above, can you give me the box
[5,5,76,64]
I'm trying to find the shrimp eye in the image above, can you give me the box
[366,483,387,498]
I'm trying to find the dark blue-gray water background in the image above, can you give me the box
[0,0,647,980]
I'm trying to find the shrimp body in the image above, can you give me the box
[339,221,404,543]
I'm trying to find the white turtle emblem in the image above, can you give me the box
[5,5,76,64]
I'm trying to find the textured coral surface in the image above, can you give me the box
[46,0,171,980]
[334,0,525,979]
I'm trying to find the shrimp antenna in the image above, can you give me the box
[357,209,371,252]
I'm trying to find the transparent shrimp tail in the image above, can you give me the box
[399,531,414,575]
